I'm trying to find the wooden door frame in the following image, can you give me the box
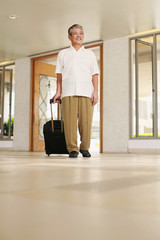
[30,43,103,152]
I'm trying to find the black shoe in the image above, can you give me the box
[80,150,91,157]
[69,151,79,158]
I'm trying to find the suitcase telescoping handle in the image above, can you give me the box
[50,98,63,133]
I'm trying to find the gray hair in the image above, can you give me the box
[68,24,84,36]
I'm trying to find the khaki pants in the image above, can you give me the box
[62,96,93,153]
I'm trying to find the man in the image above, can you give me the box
[53,24,99,158]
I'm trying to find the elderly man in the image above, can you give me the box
[53,24,99,158]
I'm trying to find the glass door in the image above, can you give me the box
[0,67,3,138]
[0,65,15,140]
[156,34,160,137]
[135,37,155,137]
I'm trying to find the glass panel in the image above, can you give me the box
[3,69,12,138]
[131,40,136,138]
[138,36,153,44]
[137,40,153,136]
[5,65,15,139]
[0,67,3,138]
[156,34,160,137]
[39,75,57,140]
[11,67,15,139]
[89,46,100,152]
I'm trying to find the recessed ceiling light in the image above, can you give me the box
[8,15,17,20]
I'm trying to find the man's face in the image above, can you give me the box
[68,27,84,45]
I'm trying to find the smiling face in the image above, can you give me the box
[68,27,84,46]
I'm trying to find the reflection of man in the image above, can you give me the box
[53,24,99,158]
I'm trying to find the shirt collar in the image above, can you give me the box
[70,45,85,52]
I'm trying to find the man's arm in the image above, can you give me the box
[91,74,98,106]
[53,73,62,103]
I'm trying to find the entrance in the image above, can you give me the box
[0,64,15,140]
[31,43,103,152]
[32,59,58,151]
[131,36,157,138]
[135,38,154,137]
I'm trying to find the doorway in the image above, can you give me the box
[30,43,103,152]
[0,64,15,140]
[31,58,58,151]
[131,35,158,138]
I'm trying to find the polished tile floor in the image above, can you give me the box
[0,151,160,240]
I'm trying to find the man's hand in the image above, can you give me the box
[52,92,61,104]
[91,91,98,106]
[91,74,98,106]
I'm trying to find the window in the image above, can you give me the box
[130,34,160,138]
[0,63,15,140]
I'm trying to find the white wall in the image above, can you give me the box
[13,58,31,151]
[103,37,129,152]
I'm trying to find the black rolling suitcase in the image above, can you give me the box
[43,99,69,156]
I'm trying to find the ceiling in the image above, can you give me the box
[0,0,160,62]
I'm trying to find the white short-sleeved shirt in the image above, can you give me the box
[55,45,99,98]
